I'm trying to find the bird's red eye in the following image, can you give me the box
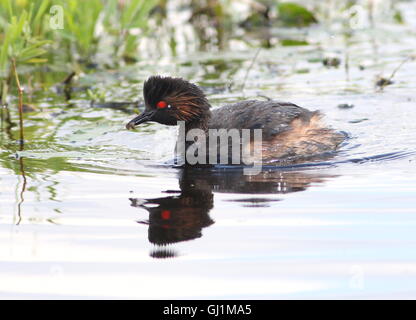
[156,101,167,109]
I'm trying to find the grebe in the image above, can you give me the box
[126,76,344,165]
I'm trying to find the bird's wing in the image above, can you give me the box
[210,100,316,138]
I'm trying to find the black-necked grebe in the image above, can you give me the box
[126,76,344,164]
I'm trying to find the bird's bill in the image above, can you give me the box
[125,111,156,130]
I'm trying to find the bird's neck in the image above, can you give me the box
[175,110,212,166]
[184,110,211,133]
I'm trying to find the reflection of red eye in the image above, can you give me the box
[161,210,171,220]
[157,101,167,109]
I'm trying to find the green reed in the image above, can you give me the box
[0,0,157,98]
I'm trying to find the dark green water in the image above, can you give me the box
[1,1,416,298]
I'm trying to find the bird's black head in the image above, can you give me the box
[126,76,211,129]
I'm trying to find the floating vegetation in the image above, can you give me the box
[375,55,415,90]
[280,39,309,46]
[375,76,394,89]
[323,57,341,68]
[337,103,354,110]
[276,2,317,27]
[349,118,369,124]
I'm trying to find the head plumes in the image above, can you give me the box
[126,76,211,130]
[143,76,211,122]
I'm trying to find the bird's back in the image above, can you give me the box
[209,100,315,139]
[209,100,344,163]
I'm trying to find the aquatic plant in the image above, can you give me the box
[0,1,51,97]
[276,2,317,27]
[57,0,103,62]
[103,0,157,62]
[0,0,53,145]
[0,0,158,101]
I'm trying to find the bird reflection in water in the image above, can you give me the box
[129,167,336,258]
[130,169,214,259]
